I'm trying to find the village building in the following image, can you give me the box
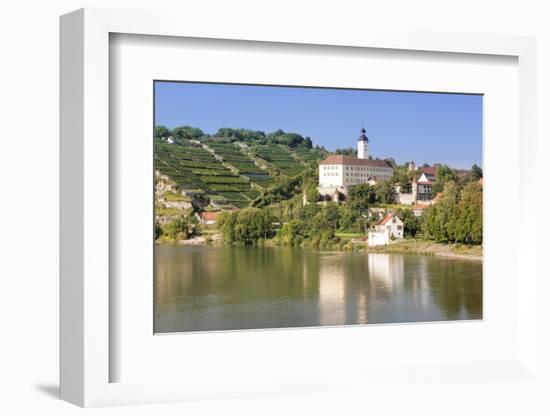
[416,166,436,202]
[411,204,428,217]
[162,135,175,144]
[318,128,394,197]
[395,162,437,205]
[195,211,220,225]
[368,213,404,247]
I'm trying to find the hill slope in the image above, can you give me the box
[154,134,326,209]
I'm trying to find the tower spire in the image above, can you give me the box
[358,126,368,142]
[357,126,369,159]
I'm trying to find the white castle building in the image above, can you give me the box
[318,127,394,198]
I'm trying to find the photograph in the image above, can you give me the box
[153,81,483,333]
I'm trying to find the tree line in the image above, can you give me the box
[216,164,482,247]
[423,181,482,244]
[154,125,319,150]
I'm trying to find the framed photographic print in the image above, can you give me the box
[60,8,538,408]
[152,81,483,334]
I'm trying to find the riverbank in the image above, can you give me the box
[366,239,482,261]
[156,234,482,261]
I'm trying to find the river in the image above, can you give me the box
[154,245,482,333]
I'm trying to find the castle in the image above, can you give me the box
[317,128,436,206]
[317,128,393,199]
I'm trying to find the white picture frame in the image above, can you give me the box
[60,7,538,408]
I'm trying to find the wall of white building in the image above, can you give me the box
[343,164,393,185]
[319,164,344,187]
[368,229,390,246]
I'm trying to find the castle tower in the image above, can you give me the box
[357,127,369,159]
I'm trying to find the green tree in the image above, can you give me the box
[339,206,360,232]
[347,183,376,212]
[154,125,171,140]
[433,165,457,193]
[163,217,190,240]
[217,128,266,142]
[217,210,238,242]
[454,182,483,244]
[172,126,204,142]
[218,208,274,244]
[470,164,483,181]
[312,203,339,232]
[154,222,163,240]
[334,147,357,157]
[423,182,459,242]
[277,220,306,246]
[374,180,395,204]
[266,129,306,147]
[305,183,319,203]
[398,209,421,238]
[391,165,412,192]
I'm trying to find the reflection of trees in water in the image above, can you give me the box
[156,246,325,312]
[155,247,226,311]
[426,259,482,320]
[364,254,481,323]
[155,246,482,329]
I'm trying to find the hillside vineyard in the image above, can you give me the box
[154,132,326,209]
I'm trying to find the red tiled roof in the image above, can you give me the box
[377,213,394,225]
[200,211,219,221]
[418,180,434,185]
[319,155,392,168]
[421,166,436,175]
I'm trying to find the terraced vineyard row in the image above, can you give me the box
[294,146,326,163]
[252,144,304,177]
[204,140,275,188]
[155,136,326,210]
[155,140,255,208]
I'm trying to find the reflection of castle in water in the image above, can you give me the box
[311,252,443,326]
[156,246,482,332]
[318,255,347,326]
[317,253,369,326]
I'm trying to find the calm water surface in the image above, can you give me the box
[154,245,482,333]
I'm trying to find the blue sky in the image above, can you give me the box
[155,81,482,169]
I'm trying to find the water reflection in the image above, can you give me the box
[155,246,482,333]
[318,253,347,326]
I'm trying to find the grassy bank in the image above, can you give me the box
[366,239,482,260]
[156,229,482,261]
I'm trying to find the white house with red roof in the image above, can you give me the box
[195,211,220,225]
[318,128,394,196]
[368,213,404,246]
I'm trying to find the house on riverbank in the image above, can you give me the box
[195,211,220,225]
[368,213,404,246]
